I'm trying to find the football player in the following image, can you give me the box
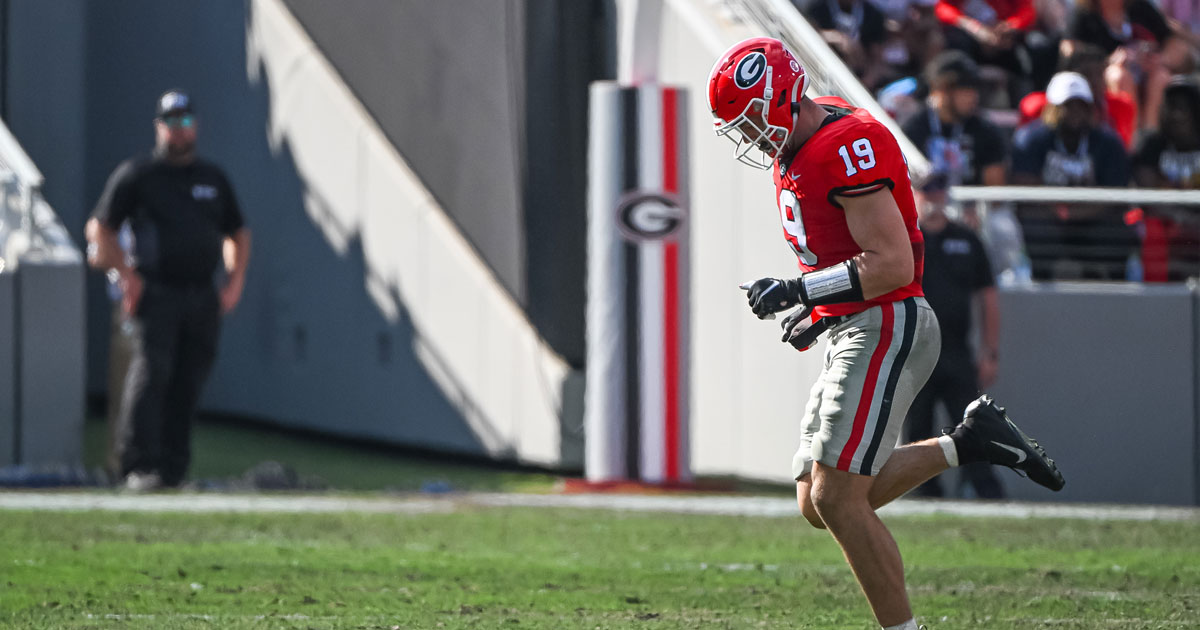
[708,37,1065,630]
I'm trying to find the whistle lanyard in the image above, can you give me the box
[928,106,967,183]
[1054,134,1089,160]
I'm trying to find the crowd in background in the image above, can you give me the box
[794,0,1200,281]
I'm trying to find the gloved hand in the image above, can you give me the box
[780,305,828,351]
[740,277,803,320]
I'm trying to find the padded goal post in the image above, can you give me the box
[585,83,692,485]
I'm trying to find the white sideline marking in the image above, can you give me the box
[0,491,1197,522]
[472,493,1200,522]
[0,492,454,515]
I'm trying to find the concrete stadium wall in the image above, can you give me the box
[2,0,588,468]
[988,284,1198,505]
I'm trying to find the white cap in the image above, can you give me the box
[1045,72,1093,106]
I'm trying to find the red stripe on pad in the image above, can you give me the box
[662,88,680,481]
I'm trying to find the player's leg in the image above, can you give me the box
[805,298,940,627]
[901,373,943,498]
[794,345,831,529]
[942,361,1005,499]
[945,395,1065,491]
[864,438,953,507]
[811,462,913,626]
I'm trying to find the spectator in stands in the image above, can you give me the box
[876,0,947,126]
[934,0,1043,99]
[890,0,947,81]
[902,51,1009,189]
[1018,43,1139,147]
[1013,71,1135,278]
[906,173,1004,499]
[1062,0,1192,132]
[1013,71,1130,186]
[803,0,890,89]
[1134,76,1200,188]
[1160,0,1200,51]
[1132,75,1200,279]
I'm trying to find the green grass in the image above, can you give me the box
[1,506,1197,629]
[83,415,562,493]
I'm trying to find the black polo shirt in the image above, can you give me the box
[93,153,244,286]
[921,221,993,353]
[902,105,1007,186]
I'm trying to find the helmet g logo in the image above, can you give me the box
[734,52,767,89]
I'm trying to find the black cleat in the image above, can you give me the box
[951,395,1065,492]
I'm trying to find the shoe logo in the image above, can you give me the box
[788,171,801,180]
[992,441,1026,464]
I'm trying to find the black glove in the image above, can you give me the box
[780,305,828,351]
[742,277,803,319]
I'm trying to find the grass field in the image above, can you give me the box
[2,503,1198,629]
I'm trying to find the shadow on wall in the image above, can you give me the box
[79,0,580,466]
[231,0,578,466]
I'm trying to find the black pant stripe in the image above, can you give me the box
[858,297,918,475]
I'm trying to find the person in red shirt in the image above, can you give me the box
[936,0,1037,44]
[936,0,1037,71]
[708,37,1064,630]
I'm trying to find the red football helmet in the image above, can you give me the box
[707,37,807,169]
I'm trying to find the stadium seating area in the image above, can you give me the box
[793,0,1200,281]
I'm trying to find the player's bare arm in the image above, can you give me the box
[837,188,915,299]
[743,188,913,321]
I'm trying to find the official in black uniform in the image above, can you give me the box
[86,90,250,491]
[905,173,1004,499]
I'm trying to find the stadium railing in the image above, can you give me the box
[952,186,1200,282]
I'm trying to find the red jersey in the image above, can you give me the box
[772,99,924,319]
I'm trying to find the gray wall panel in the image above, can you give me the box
[990,284,1197,505]
[0,273,14,466]
[16,262,85,465]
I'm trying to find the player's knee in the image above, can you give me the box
[810,483,861,526]
[798,501,827,529]
[795,476,826,529]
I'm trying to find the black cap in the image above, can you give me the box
[156,89,194,118]
[926,51,981,91]
[1164,74,1200,100]
[919,171,950,194]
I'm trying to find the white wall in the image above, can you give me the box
[659,0,828,483]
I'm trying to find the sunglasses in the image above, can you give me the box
[160,114,196,129]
